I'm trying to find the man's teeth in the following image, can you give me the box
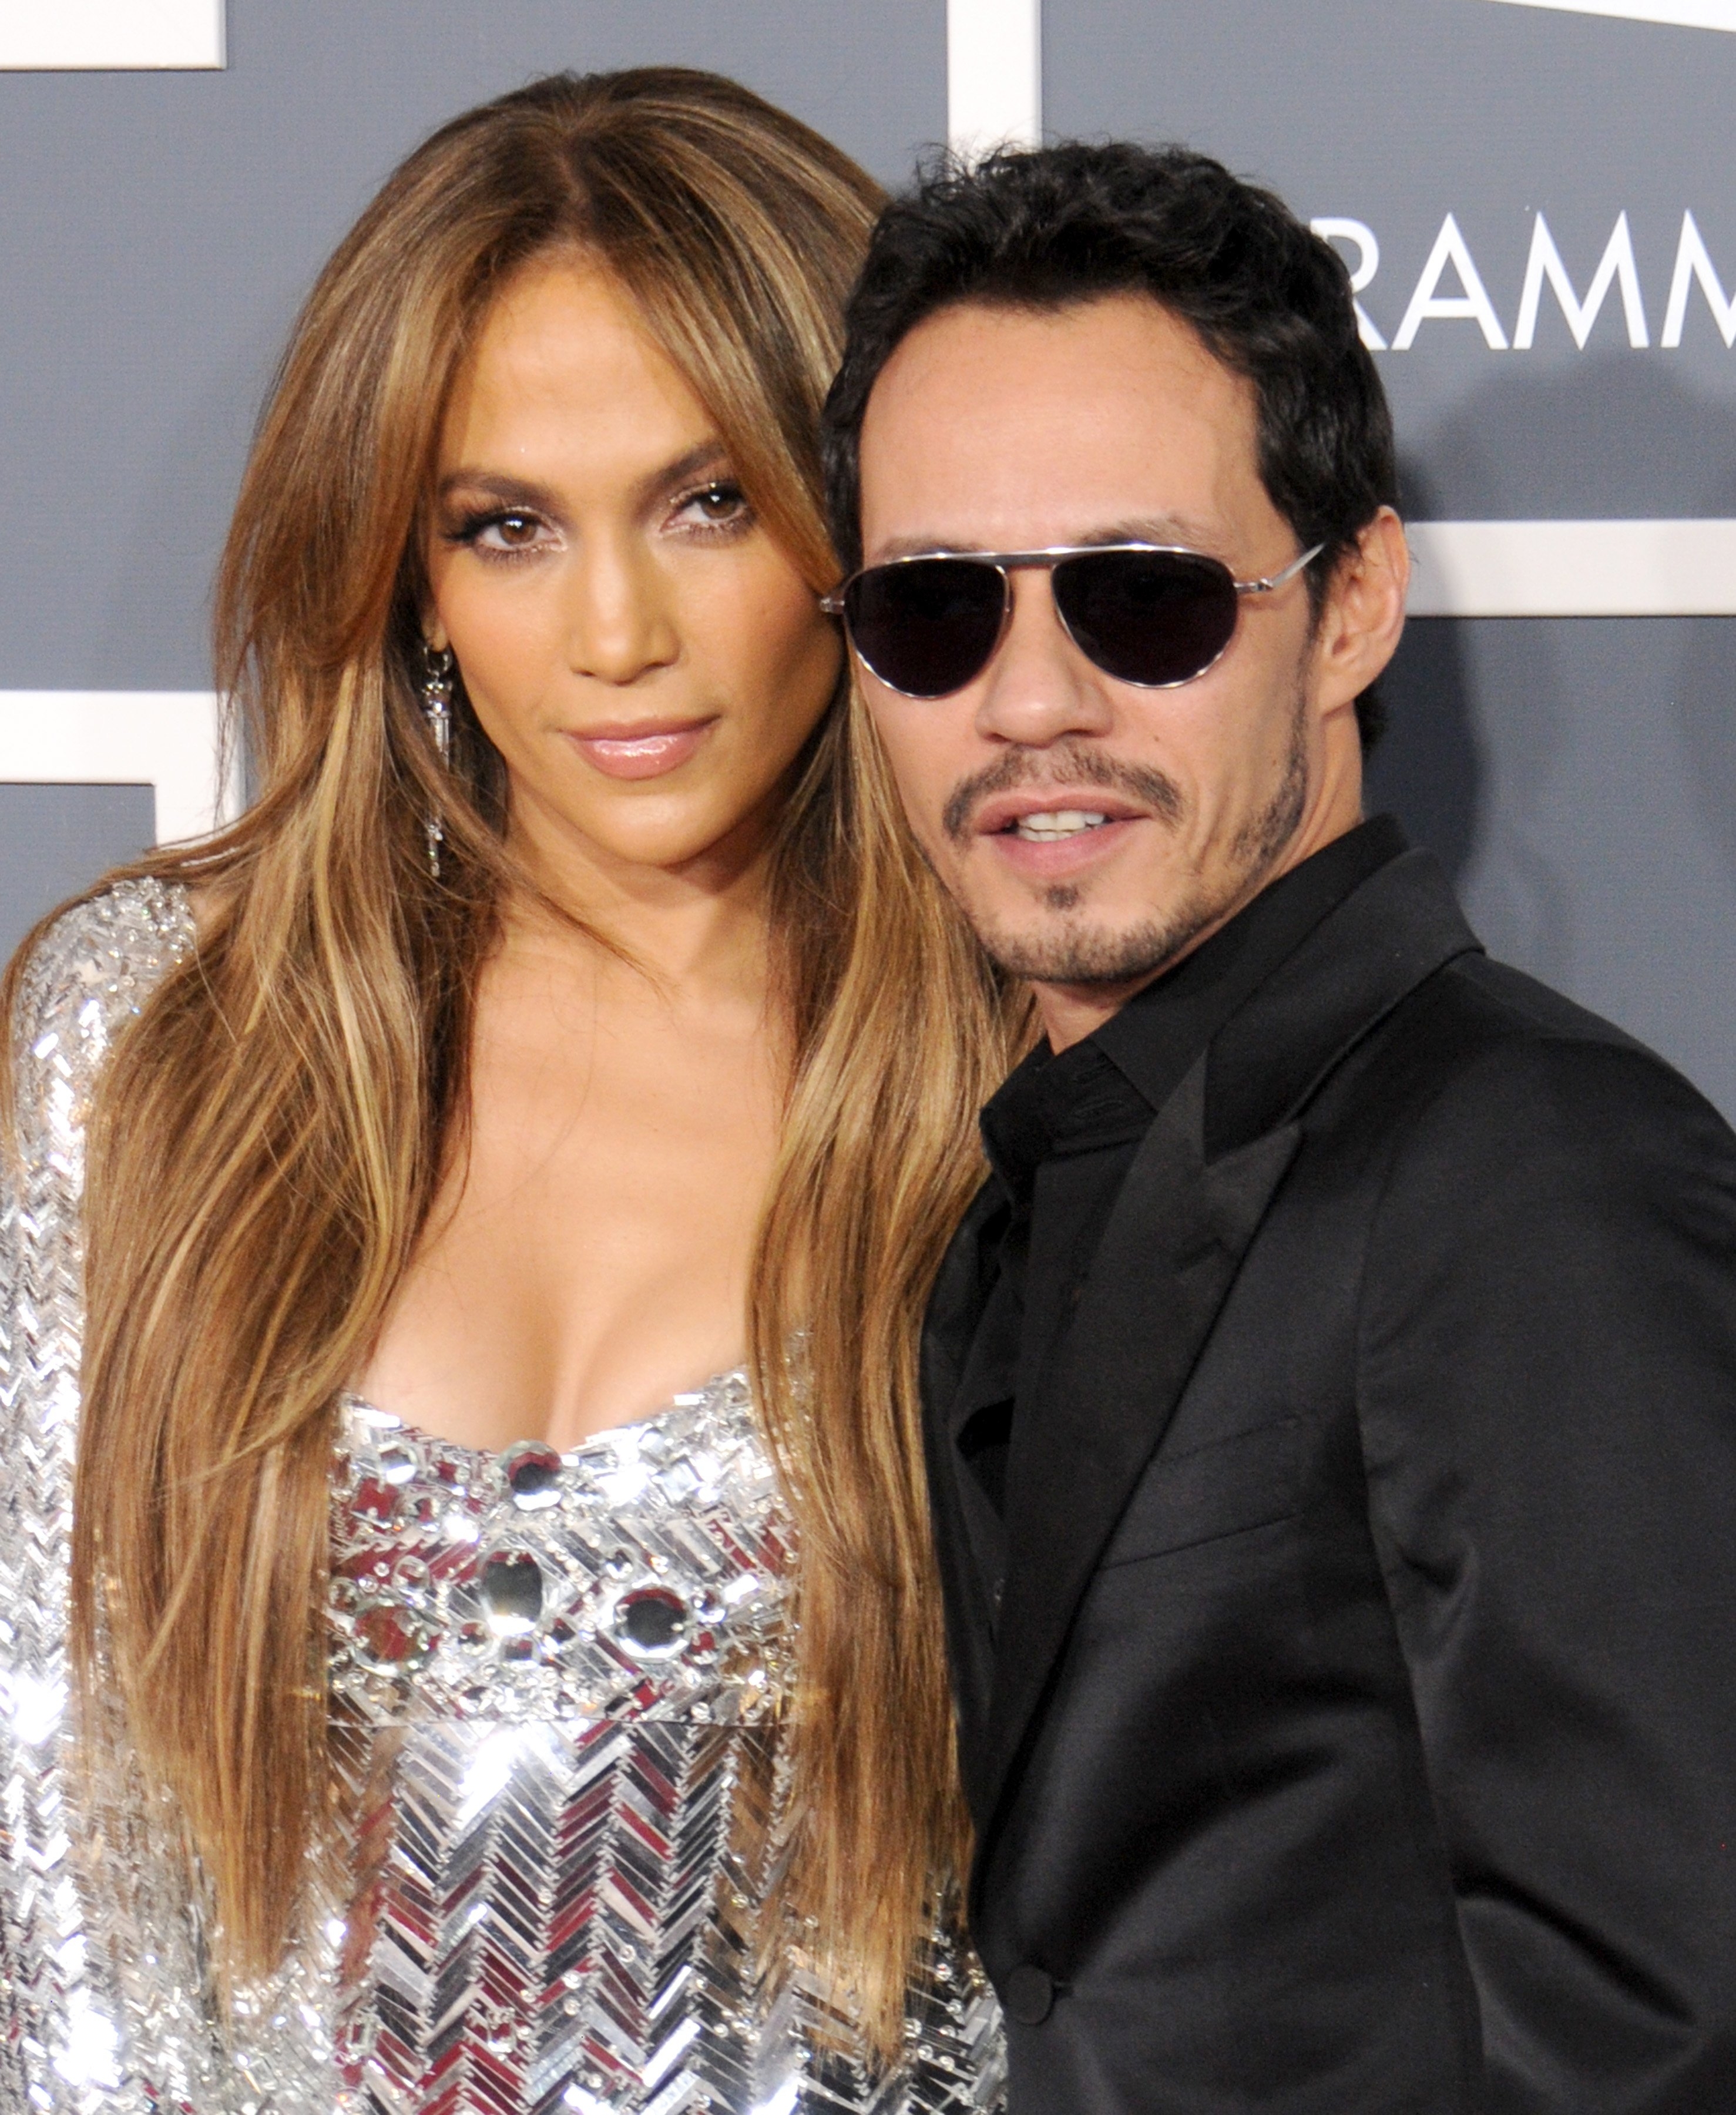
[1012,810,1112,841]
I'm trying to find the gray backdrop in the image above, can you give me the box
[2,0,1734,1117]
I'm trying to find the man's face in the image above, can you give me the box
[854,294,1376,1022]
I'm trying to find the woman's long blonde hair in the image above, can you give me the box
[5,69,1026,2053]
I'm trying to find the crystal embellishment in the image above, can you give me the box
[609,1583,690,1657]
[476,1547,543,1636]
[501,1438,563,1509]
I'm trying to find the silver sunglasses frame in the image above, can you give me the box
[820,540,1326,696]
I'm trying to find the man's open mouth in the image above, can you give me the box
[1001,809,1114,842]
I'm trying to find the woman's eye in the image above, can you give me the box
[476,512,544,551]
[674,482,751,533]
[445,509,552,558]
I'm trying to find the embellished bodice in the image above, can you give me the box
[0,881,1006,2114]
[331,1379,793,1733]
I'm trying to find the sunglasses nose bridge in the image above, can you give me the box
[1005,555,1088,662]
[971,563,1117,745]
[993,559,1072,677]
[980,558,1018,672]
[1027,552,1153,687]
[1042,554,1099,670]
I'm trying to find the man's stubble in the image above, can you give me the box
[940,681,1311,989]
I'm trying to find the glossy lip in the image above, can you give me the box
[565,715,718,781]
[969,788,1147,881]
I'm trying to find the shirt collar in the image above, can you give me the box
[980,1036,1149,1206]
[980,815,1408,1204]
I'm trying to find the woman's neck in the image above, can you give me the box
[504,789,781,1004]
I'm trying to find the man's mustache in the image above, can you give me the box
[941,746,1187,847]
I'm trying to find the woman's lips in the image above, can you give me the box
[567,717,716,781]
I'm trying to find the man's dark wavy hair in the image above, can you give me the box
[821,140,1399,751]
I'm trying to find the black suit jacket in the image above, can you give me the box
[923,848,1736,2113]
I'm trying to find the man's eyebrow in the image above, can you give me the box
[872,532,991,561]
[1078,515,1221,551]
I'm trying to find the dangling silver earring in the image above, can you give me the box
[421,642,454,877]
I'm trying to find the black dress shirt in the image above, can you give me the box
[956,815,1407,1570]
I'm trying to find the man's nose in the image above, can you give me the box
[972,568,1114,746]
[564,538,680,685]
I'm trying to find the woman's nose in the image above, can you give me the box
[563,540,681,684]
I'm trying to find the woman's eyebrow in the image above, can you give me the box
[636,439,733,503]
[435,469,562,512]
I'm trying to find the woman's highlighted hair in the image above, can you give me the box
[4,68,1028,2056]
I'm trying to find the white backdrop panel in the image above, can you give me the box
[1486,0,1736,29]
[947,0,1041,155]
[0,0,224,70]
[0,694,234,844]
[1407,519,1736,613]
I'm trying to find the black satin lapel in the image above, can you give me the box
[976,1057,1302,1852]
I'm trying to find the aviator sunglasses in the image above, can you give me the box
[821,540,1325,699]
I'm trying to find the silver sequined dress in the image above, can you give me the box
[0,881,1006,2115]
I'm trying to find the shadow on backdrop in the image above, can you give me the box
[1670,424,1736,894]
[1365,461,1480,882]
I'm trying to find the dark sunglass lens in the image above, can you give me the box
[845,560,1007,697]
[1053,550,1240,686]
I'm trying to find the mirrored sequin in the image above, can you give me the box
[375,1438,421,1486]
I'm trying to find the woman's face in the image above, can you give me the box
[425,257,841,889]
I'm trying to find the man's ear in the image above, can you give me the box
[1312,506,1408,715]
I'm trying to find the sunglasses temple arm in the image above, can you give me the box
[1237,541,1327,595]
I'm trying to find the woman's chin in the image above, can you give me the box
[510,795,780,892]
